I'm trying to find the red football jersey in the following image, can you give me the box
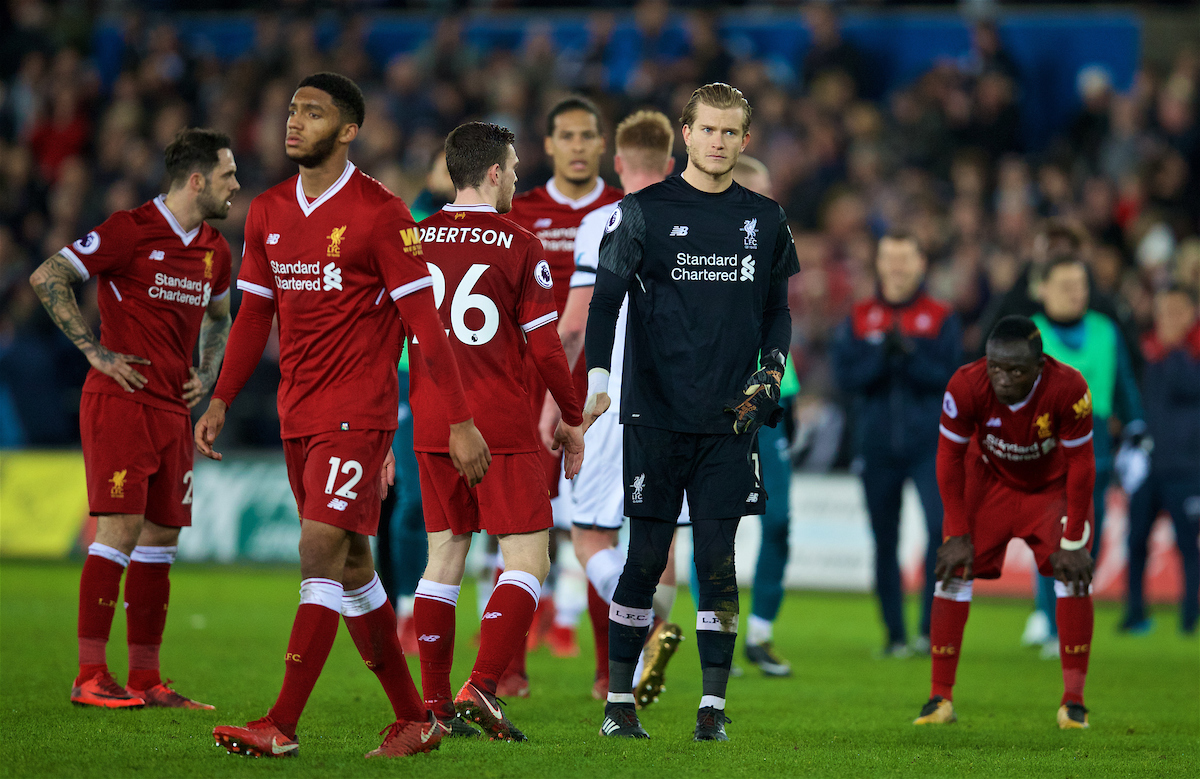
[62,196,232,414]
[507,178,623,314]
[236,163,430,438]
[409,205,558,453]
[939,355,1094,492]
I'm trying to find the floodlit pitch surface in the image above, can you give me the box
[2,560,1195,778]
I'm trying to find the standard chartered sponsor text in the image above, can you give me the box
[673,252,742,282]
[149,272,207,305]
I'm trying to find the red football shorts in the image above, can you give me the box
[417,451,552,536]
[967,456,1095,579]
[282,429,393,535]
[80,392,193,526]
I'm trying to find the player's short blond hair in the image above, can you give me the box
[614,110,674,173]
[680,82,752,136]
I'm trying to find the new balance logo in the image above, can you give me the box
[986,417,1002,427]
[418,634,440,642]
[148,250,165,261]
[746,492,759,503]
[322,262,343,291]
[266,233,280,245]
[326,498,348,511]
[740,255,755,282]
[669,225,689,237]
[534,218,553,229]
[483,611,502,620]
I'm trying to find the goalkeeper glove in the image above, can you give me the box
[723,349,786,435]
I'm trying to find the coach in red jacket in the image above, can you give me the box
[832,230,962,656]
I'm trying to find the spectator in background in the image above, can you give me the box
[964,18,1020,85]
[832,230,962,656]
[1120,285,1199,636]
[1068,66,1113,175]
[801,1,864,99]
[1024,254,1145,657]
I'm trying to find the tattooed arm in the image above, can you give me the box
[29,253,150,393]
[182,294,232,408]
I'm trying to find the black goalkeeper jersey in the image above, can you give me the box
[587,174,800,434]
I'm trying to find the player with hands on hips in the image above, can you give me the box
[30,128,238,711]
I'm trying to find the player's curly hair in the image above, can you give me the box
[444,122,516,191]
[988,315,1044,358]
[164,128,232,188]
[297,72,366,127]
[680,82,752,135]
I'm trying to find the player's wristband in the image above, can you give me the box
[587,368,610,399]
[1059,521,1091,551]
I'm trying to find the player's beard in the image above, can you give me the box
[196,179,230,220]
[688,145,738,179]
[497,183,515,214]
[287,126,340,169]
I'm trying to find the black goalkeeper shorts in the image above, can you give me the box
[622,424,766,521]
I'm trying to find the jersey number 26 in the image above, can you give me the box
[410,263,499,347]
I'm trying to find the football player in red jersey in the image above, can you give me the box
[29,128,238,711]
[914,315,1097,730]
[409,122,585,741]
[195,73,489,760]
[501,95,623,693]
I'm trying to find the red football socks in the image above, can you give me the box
[268,602,340,737]
[414,579,459,710]
[587,582,610,679]
[1056,595,1094,706]
[929,597,970,701]
[125,557,171,691]
[344,599,424,722]
[473,572,540,692]
[77,550,126,681]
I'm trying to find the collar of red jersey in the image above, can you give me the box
[294,161,356,217]
[546,177,606,210]
[441,203,497,214]
[1006,373,1042,412]
[153,195,200,246]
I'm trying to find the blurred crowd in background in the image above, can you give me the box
[1,0,1198,455]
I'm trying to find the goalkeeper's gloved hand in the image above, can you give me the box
[723,349,786,435]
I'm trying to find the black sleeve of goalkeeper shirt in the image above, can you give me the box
[584,264,630,373]
[760,275,792,361]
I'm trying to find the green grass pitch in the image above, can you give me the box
[1,559,1195,778]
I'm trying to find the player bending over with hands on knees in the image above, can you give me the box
[195,72,488,760]
[407,122,585,742]
[915,315,1097,730]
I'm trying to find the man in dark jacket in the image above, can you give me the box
[832,231,962,655]
[1121,285,1199,635]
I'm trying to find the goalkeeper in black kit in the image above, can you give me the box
[583,83,799,742]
